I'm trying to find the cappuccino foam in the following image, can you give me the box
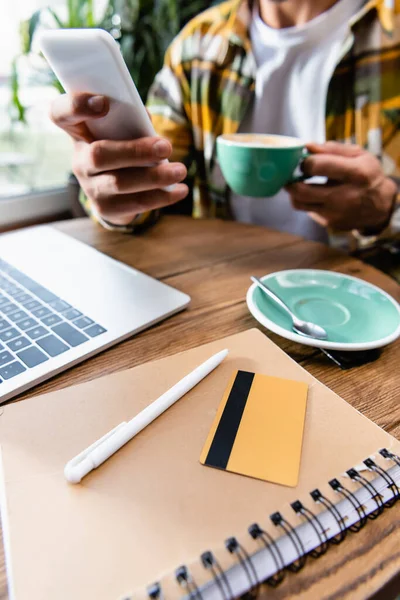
[220,133,302,148]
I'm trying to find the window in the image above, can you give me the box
[0,1,73,225]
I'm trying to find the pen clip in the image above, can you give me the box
[64,422,127,483]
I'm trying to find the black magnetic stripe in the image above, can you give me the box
[205,370,254,469]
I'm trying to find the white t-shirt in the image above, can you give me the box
[230,0,364,242]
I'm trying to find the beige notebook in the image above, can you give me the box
[0,329,399,600]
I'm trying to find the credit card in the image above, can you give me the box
[200,370,308,486]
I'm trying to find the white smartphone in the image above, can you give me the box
[38,28,156,141]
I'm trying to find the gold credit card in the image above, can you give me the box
[200,370,308,486]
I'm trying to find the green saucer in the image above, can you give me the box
[246,269,400,350]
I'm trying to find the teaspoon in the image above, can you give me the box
[251,276,328,340]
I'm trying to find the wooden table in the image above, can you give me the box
[1,216,399,600]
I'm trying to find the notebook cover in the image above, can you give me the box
[0,328,398,600]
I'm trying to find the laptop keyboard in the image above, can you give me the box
[0,258,107,383]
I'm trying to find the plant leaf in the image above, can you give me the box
[20,10,41,54]
[47,7,66,28]
[9,59,26,124]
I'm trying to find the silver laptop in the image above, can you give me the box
[0,225,190,403]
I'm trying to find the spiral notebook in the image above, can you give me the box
[0,328,399,600]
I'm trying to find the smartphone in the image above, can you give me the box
[38,28,156,142]
[320,347,381,369]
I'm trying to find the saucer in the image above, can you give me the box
[246,269,400,350]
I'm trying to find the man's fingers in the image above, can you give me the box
[91,162,187,198]
[306,141,363,157]
[288,188,334,219]
[291,199,333,214]
[286,182,333,206]
[51,93,109,126]
[79,137,173,175]
[308,211,330,227]
[301,154,372,185]
[94,184,189,222]
[288,182,358,224]
[50,93,109,141]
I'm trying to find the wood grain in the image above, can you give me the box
[1,216,399,600]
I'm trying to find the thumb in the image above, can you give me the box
[306,141,364,158]
[50,93,109,142]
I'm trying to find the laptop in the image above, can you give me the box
[0,225,190,403]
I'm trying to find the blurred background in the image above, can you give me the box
[2,0,398,281]
[0,0,214,230]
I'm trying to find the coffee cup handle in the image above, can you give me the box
[288,151,312,184]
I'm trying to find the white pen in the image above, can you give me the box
[64,348,229,484]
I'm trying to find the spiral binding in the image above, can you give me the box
[380,448,400,467]
[270,512,307,572]
[346,468,384,519]
[147,582,162,600]
[248,523,285,586]
[175,566,203,600]
[225,537,259,599]
[201,552,233,600]
[310,489,347,544]
[146,449,399,600]
[291,500,329,557]
[364,458,399,508]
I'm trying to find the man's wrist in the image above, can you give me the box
[94,211,140,231]
[360,177,398,237]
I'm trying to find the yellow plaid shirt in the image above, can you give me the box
[83,0,400,244]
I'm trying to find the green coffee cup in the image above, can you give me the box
[216,133,309,197]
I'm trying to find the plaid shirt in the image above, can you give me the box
[86,0,400,244]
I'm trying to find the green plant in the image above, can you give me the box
[10,0,217,123]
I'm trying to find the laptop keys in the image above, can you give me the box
[41,314,62,327]
[9,310,29,323]
[6,272,37,291]
[0,351,13,367]
[49,300,71,313]
[3,266,24,282]
[31,306,51,319]
[51,323,88,347]
[7,287,24,298]
[0,283,19,295]
[5,269,57,303]
[0,361,26,380]
[26,326,48,340]
[0,319,10,331]
[7,337,31,352]
[0,259,107,385]
[17,347,48,368]
[37,335,69,357]
[30,286,58,303]
[0,328,20,342]
[85,324,107,338]
[2,303,19,315]
[13,292,32,304]
[23,300,42,312]
[18,318,39,331]
[64,309,82,320]
[74,317,94,329]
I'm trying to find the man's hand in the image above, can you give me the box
[286,142,397,232]
[50,93,189,226]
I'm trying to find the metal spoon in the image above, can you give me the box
[250,276,328,340]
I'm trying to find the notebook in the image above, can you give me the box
[0,328,398,600]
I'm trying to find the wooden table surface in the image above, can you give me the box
[1,216,399,600]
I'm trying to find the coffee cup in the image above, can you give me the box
[216,133,310,197]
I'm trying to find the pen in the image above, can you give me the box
[64,348,229,483]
